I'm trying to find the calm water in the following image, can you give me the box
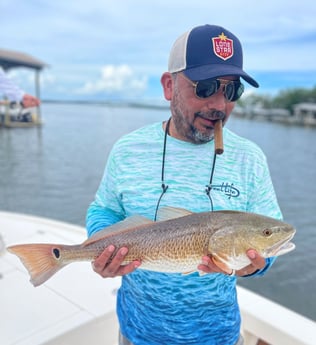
[0,103,315,321]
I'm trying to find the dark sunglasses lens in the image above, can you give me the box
[225,82,244,101]
[195,79,220,98]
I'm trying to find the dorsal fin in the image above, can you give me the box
[83,215,153,246]
[156,206,193,222]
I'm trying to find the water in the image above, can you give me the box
[0,103,315,321]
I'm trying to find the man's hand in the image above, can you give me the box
[198,249,266,277]
[21,94,40,108]
[92,245,141,278]
[237,249,266,276]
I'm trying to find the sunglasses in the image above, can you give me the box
[182,74,244,102]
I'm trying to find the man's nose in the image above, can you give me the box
[205,90,227,111]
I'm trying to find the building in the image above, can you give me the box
[293,102,316,126]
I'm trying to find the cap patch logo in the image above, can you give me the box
[212,32,234,60]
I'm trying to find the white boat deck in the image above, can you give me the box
[1,211,315,345]
[0,212,119,345]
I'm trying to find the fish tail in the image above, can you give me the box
[7,243,67,287]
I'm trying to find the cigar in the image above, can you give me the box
[214,120,224,155]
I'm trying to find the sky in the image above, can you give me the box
[1,0,316,102]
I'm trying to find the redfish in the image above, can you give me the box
[7,207,295,287]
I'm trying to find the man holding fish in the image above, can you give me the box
[84,24,291,345]
[7,24,294,345]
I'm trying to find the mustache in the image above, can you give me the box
[194,110,226,121]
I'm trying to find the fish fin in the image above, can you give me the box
[156,206,193,222]
[211,256,232,274]
[181,270,196,275]
[83,215,153,245]
[7,243,67,287]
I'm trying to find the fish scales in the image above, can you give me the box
[83,213,215,272]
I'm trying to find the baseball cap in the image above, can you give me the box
[168,24,259,88]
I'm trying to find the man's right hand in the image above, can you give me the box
[92,245,141,278]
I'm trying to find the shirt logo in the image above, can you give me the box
[212,33,234,60]
[211,182,240,199]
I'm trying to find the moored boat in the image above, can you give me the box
[0,48,46,128]
[0,102,41,128]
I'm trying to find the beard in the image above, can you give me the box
[172,107,226,144]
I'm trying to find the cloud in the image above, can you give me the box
[1,0,316,100]
[76,65,148,97]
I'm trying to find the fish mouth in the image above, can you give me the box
[265,231,296,257]
[272,241,295,256]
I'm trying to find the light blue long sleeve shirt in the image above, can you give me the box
[86,122,282,345]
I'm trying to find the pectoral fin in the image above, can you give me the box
[181,270,196,276]
[211,256,232,274]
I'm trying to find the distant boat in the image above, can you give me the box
[1,211,315,345]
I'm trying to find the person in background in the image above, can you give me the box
[0,67,40,108]
[86,24,281,345]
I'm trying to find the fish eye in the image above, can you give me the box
[53,248,61,259]
[262,229,272,237]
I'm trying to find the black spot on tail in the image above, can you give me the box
[53,248,60,259]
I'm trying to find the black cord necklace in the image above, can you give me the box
[154,118,171,221]
[154,118,218,221]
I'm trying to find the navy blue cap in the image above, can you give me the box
[168,24,259,88]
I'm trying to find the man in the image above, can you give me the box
[86,24,281,345]
[0,67,40,108]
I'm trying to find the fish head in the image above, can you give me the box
[208,212,296,270]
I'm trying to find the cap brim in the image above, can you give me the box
[183,64,259,88]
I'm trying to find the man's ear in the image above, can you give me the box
[160,72,173,101]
